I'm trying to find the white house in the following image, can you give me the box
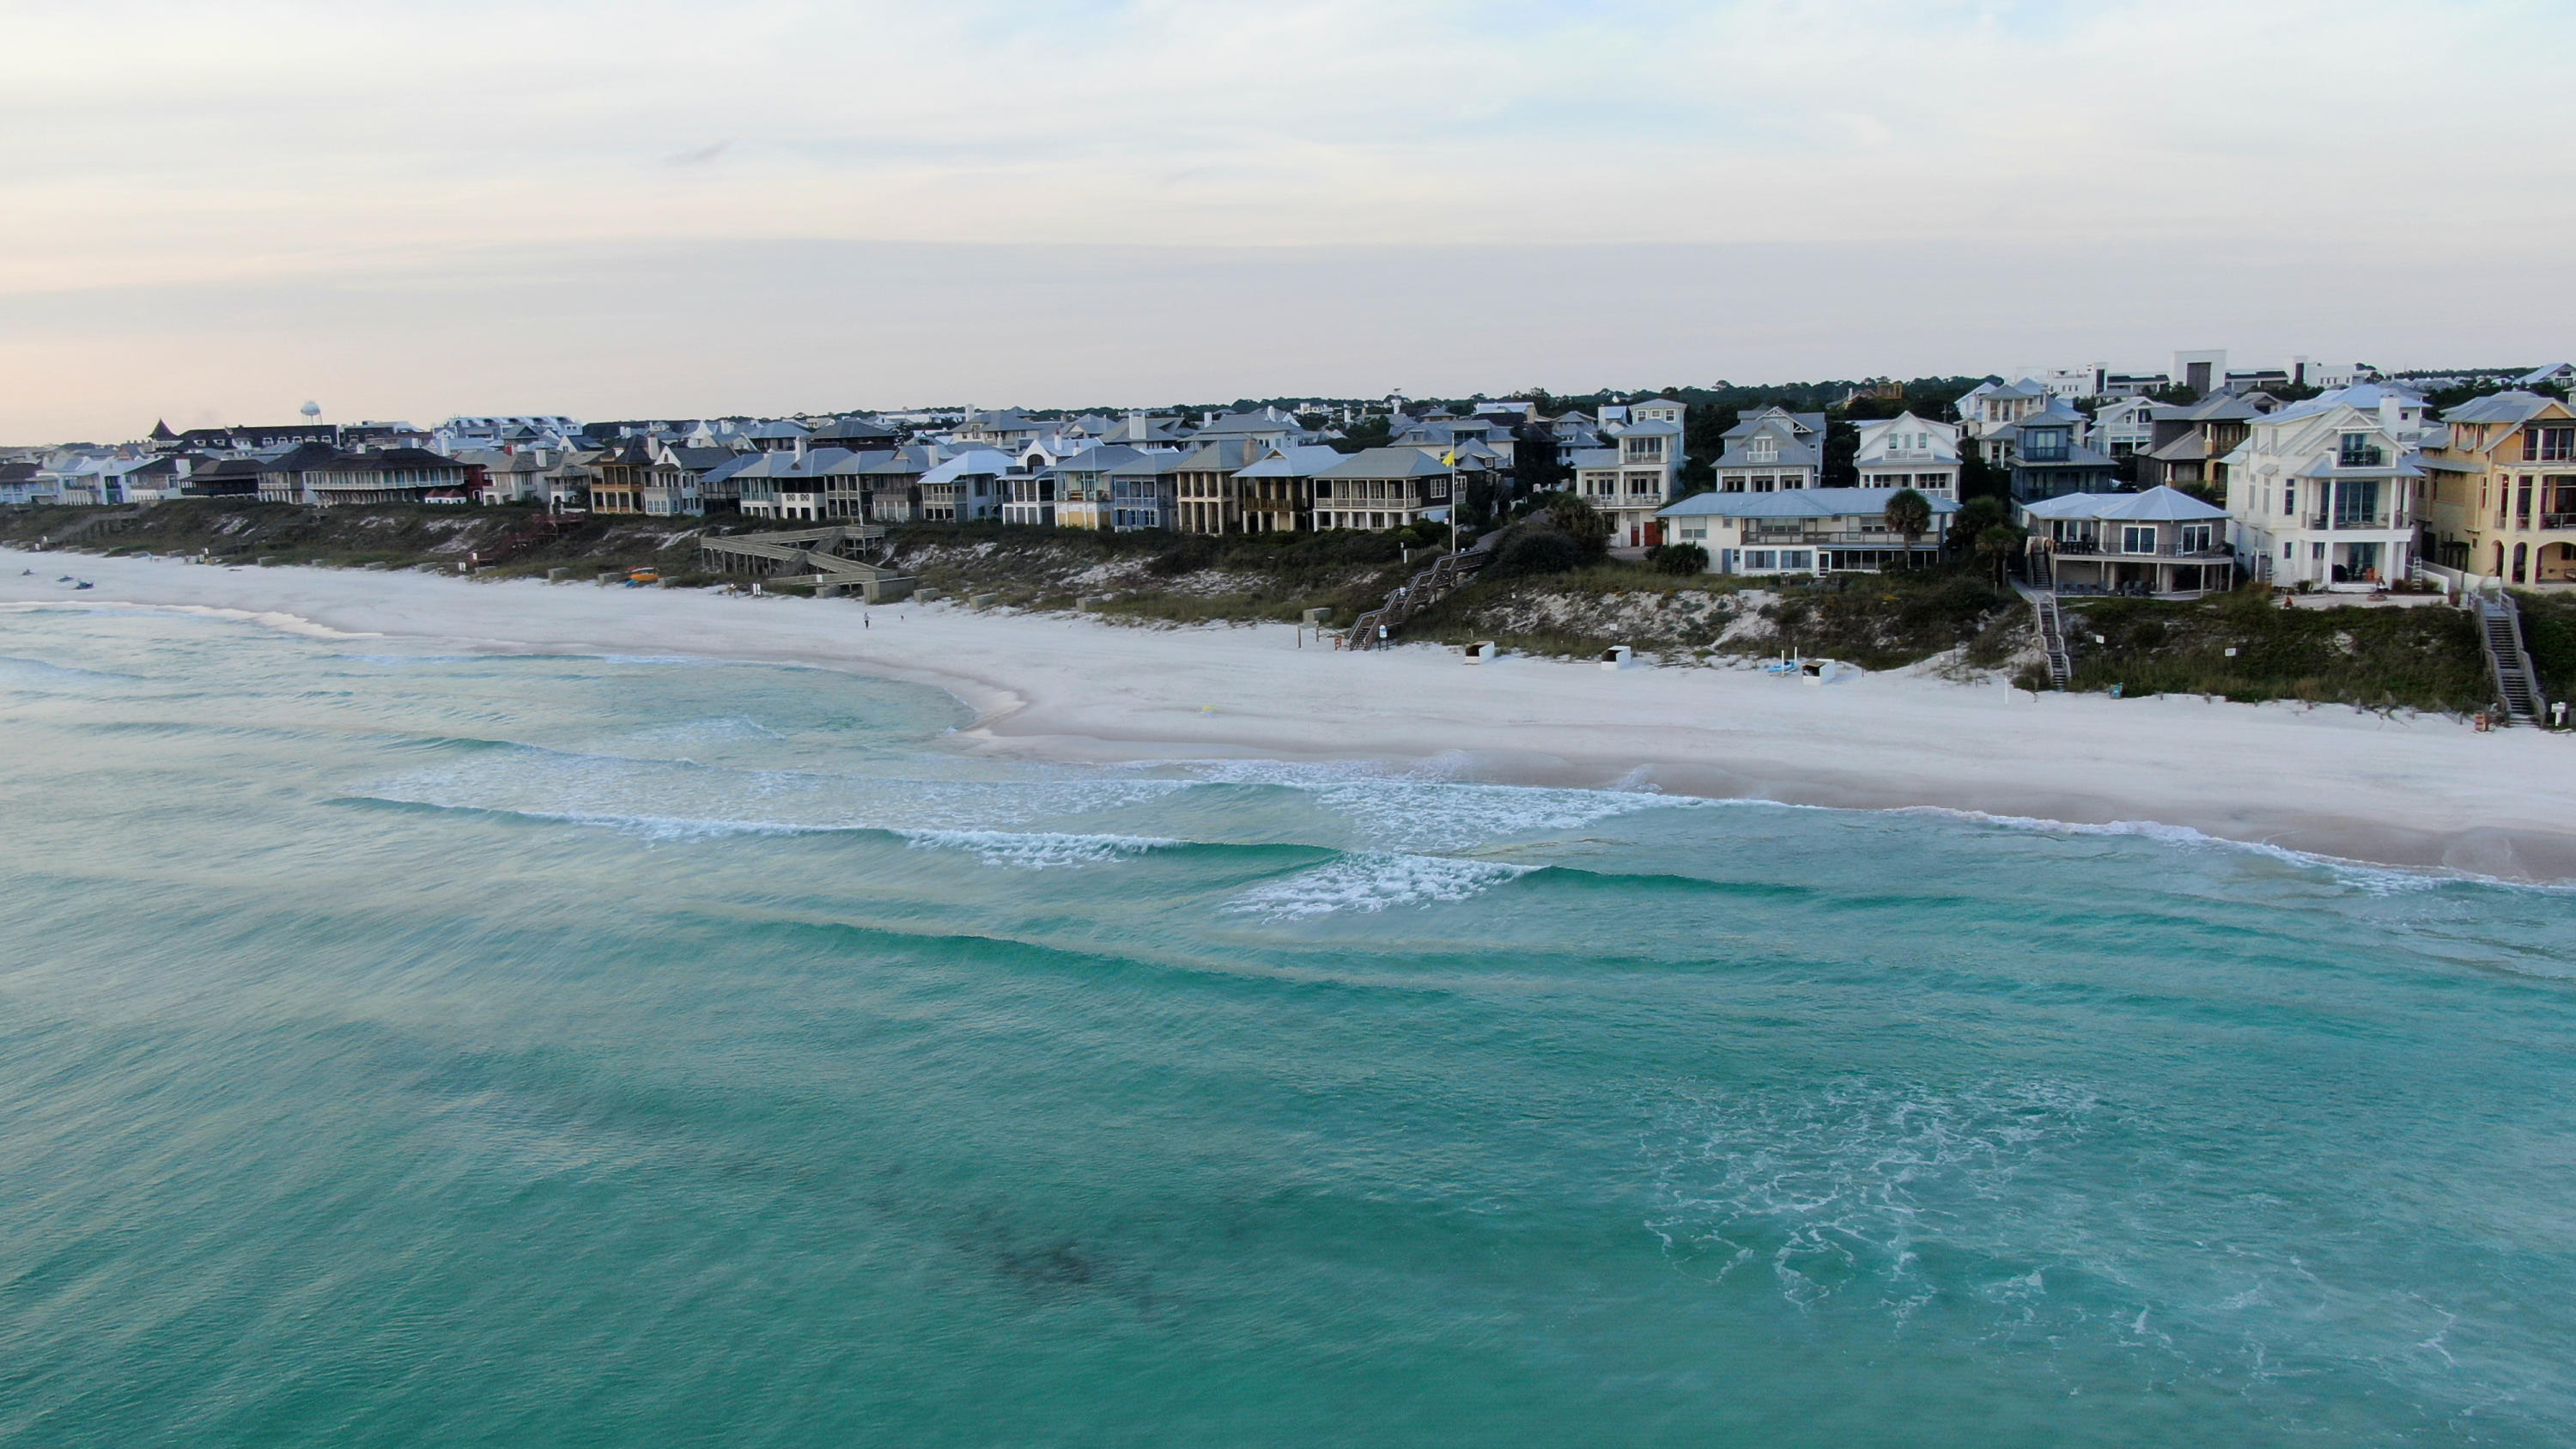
[2092,397,2158,457]
[1710,408,1826,494]
[1957,379,2054,463]
[1852,412,1961,496]
[1656,487,1958,576]
[2222,387,2426,588]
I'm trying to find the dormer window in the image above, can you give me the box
[2338,432,2385,468]
[2024,428,2069,462]
[1748,437,1778,462]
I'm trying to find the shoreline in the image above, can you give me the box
[9,548,2575,882]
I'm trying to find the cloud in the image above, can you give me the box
[0,0,2570,434]
[662,140,732,167]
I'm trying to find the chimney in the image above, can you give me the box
[2379,394,2401,435]
[794,435,809,463]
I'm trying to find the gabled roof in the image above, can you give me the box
[2441,389,2565,425]
[1315,447,1455,480]
[1608,418,1682,437]
[747,419,811,440]
[1567,447,1621,468]
[919,448,1019,484]
[1054,444,1147,474]
[2157,393,2259,423]
[1173,440,1264,471]
[1232,444,1345,478]
[1658,486,1963,520]
[2018,485,2224,522]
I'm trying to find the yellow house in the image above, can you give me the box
[2420,390,2576,584]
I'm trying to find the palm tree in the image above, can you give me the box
[1883,487,1932,569]
[1975,523,2024,588]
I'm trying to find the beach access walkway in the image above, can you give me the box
[698,525,918,603]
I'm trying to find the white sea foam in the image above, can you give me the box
[1166,758,1701,853]
[1226,852,1535,920]
[3,600,388,641]
[898,829,1182,870]
[1894,805,2573,896]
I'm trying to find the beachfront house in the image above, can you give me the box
[2222,387,2425,588]
[1853,412,1961,496]
[858,447,936,524]
[1231,444,1344,533]
[1311,447,1456,533]
[256,446,471,507]
[1172,440,1268,535]
[1051,445,1145,531]
[2417,390,2576,584]
[1001,464,1060,527]
[918,448,1012,522]
[1108,450,1186,532]
[2016,485,2233,596]
[1656,486,1959,576]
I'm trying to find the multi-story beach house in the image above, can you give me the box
[1852,412,1961,496]
[1230,444,1343,533]
[1311,447,1456,533]
[1171,440,1268,535]
[1000,465,1060,528]
[1957,378,2054,463]
[2417,389,2576,584]
[1050,445,1145,531]
[2138,394,2259,496]
[917,449,1012,522]
[1710,408,1826,494]
[587,439,654,515]
[2017,486,2233,596]
[1656,486,1959,576]
[2007,405,2119,502]
[2092,397,2158,458]
[2222,388,2426,587]
[858,447,937,523]
[1107,451,1186,532]
[256,446,471,507]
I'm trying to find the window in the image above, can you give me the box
[2023,428,2069,462]
[2522,426,2575,462]
[1747,551,1776,569]
[2122,526,2157,554]
[1748,437,1778,462]
[2337,433,2385,468]
[2178,524,2213,552]
[2283,482,2295,517]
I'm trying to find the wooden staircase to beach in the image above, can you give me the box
[2476,589,2547,722]
[2018,584,2074,689]
[38,508,145,549]
[1346,539,1497,651]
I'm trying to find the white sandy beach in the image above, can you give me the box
[7,547,2573,880]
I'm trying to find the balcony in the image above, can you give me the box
[2543,512,2576,531]
[2049,542,2232,559]
[1745,527,1920,546]
[2305,512,2397,531]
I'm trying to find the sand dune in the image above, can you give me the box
[8,548,2572,880]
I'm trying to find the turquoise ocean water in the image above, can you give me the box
[3,603,2573,1446]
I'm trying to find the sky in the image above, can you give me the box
[3,0,2571,440]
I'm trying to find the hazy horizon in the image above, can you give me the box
[7,0,2572,441]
